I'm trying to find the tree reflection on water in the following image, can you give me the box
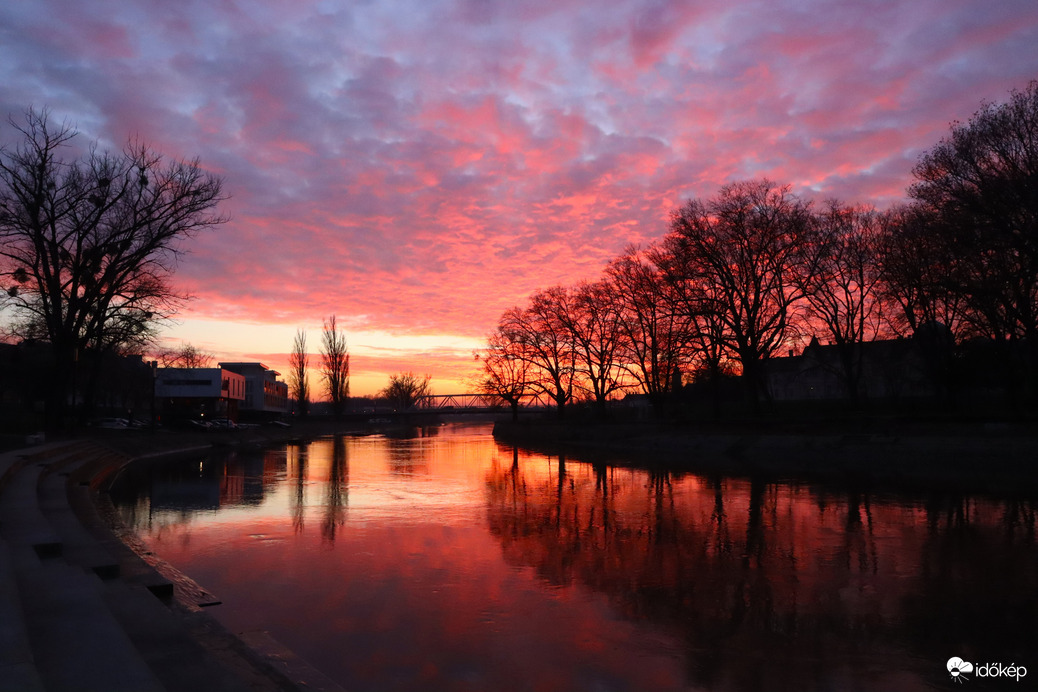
[322,436,349,542]
[107,426,1038,692]
[483,447,1038,691]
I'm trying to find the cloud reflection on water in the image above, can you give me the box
[110,423,1037,691]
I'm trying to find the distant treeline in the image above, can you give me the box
[477,82,1038,418]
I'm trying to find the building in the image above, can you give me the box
[218,362,289,421]
[1,341,155,430]
[765,335,938,403]
[154,367,246,423]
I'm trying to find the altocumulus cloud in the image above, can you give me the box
[2,0,1037,383]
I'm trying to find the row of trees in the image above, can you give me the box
[478,82,1038,417]
[287,317,432,414]
[289,316,350,417]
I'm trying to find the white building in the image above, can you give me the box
[155,367,246,422]
[219,362,289,420]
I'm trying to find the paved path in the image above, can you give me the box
[0,439,346,692]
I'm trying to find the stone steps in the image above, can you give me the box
[10,542,165,692]
[0,461,62,559]
[98,578,262,692]
[0,439,327,692]
[0,444,74,692]
[63,453,178,602]
[0,443,164,692]
[39,460,122,580]
[0,537,45,692]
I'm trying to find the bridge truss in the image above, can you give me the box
[416,393,502,410]
[415,393,553,411]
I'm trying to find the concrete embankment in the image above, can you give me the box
[493,417,1038,492]
[0,432,351,692]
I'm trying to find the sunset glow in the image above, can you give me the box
[3,0,1037,394]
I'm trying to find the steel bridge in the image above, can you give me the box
[415,393,553,412]
[415,393,502,411]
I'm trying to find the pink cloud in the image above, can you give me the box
[3,0,1038,392]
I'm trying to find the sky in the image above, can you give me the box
[2,0,1037,396]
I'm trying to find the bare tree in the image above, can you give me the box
[320,315,350,417]
[476,330,531,421]
[662,180,815,410]
[650,242,737,417]
[381,372,431,410]
[157,342,215,368]
[608,246,691,415]
[877,203,967,338]
[876,204,970,404]
[497,288,576,417]
[0,107,225,430]
[558,280,628,416]
[909,81,1038,400]
[289,328,309,416]
[798,202,886,403]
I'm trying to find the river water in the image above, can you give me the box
[108,422,1037,692]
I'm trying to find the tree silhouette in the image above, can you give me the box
[497,288,576,417]
[320,315,349,417]
[606,248,688,415]
[0,107,224,430]
[798,202,886,403]
[157,342,215,368]
[909,80,1038,400]
[556,280,628,416]
[289,328,310,416]
[380,371,431,410]
[662,180,815,410]
[877,203,966,339]
[474,83,1038,414]
[476,330,531,421]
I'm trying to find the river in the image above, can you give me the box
[108,421,1037,691]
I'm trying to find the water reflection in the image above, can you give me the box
[484,451,1038,691]
[322,436,349,541]
[289,443,305,533]
[108,424,1037,692]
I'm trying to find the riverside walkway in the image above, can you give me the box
[0,439,344,692]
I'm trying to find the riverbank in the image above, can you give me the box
[493,415,1038,492]
[1,412,472,455]
[0,424,381,692]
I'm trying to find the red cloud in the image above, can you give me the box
[4,0,1038,392]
